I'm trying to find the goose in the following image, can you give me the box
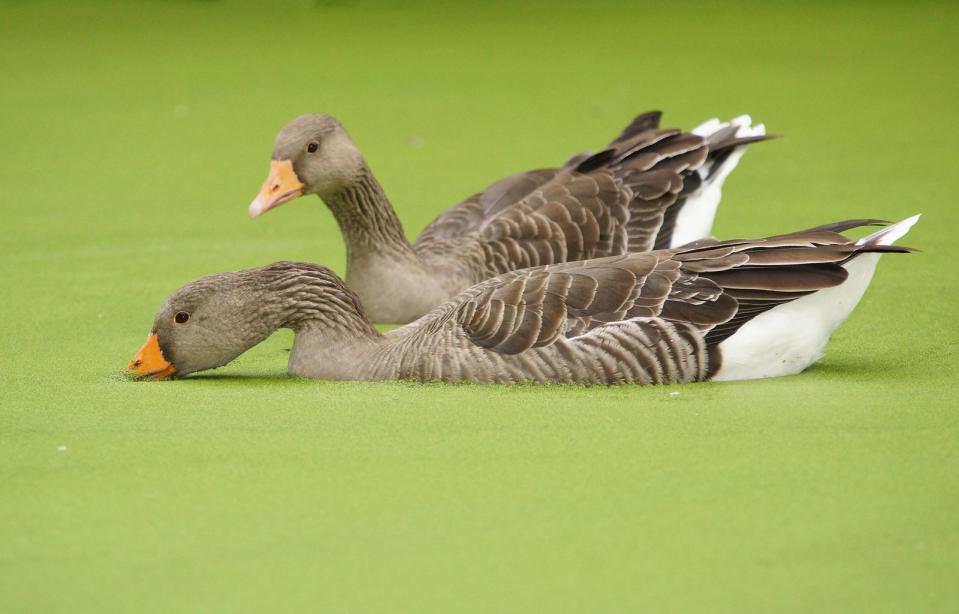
[127,217,917,384]
[248,111,771,323]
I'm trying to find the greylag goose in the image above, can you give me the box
[127,217,917,384]
[248,111,771,323]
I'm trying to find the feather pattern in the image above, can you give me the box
[359,219,915,383]
[293,219,914,383]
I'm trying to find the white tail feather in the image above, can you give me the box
[713,217,919,382]
[857,214,921,246]
[671,115,766,248]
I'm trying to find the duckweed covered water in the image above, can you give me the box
[2,1,958,611]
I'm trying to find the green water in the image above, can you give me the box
[1,1,957,611]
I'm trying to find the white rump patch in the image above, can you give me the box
[671,115,766,248]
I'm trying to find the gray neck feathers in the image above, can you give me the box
[249,263,381,340]
[322,167,413,263]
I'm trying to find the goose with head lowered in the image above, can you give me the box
[127,217,917,384]
[248,111,771,323]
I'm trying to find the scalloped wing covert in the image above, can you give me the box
[415,220,910,358]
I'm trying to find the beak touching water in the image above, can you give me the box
[127,333,176,380]
[248,159,305,218]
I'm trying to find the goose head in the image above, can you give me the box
[126,262,379,380]
[249,114,365,217]
[126,270,274,379]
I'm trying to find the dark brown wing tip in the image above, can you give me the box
[709,133,780,152]
[857,244,918,254]
[611,110,664,144]
[808,219,890,234]
[634,110,663,124]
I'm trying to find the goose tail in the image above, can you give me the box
[712,216,920,382]
[855,214,922,247]
[669,115,774,248]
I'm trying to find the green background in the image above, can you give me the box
[2,1,957,611]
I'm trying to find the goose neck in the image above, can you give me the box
[261,266,381,340]
[322,166,413,263]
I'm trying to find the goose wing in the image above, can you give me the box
[415,111,771,273]
[413,112,666,245]
[421,220,909,355]
[414,169,561,243]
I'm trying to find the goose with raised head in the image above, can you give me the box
[127,217,917,384]
[248,111,771,323]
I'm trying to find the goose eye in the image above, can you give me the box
[306,142,319,153]
[174,311,190,324]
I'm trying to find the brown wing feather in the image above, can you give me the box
[415,169,560,244]
[414,112,773,274]
[476,171,629,273]
[611,110,663,144]
[429,220,912,356]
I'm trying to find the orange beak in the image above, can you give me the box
[248,159,305,218]
[126,333,176,380]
